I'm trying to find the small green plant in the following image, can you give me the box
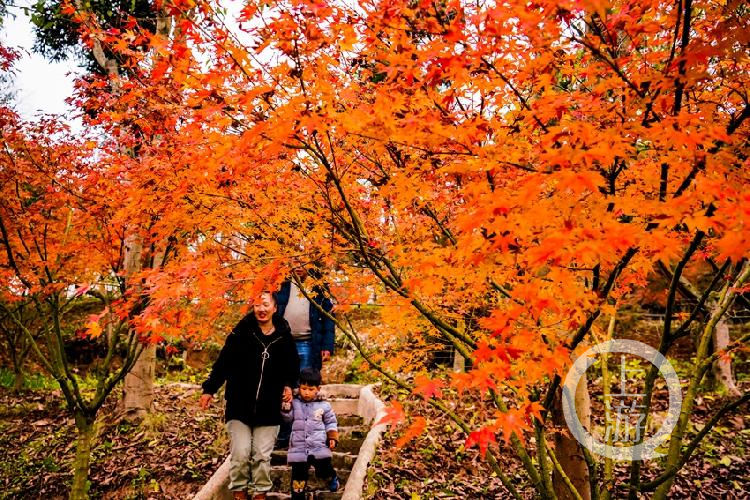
[209,433,229,457]
[0,368,58,391]
[143,411,168,434]
[129,467,152,496]
[182,459,202,480]
[117,422,133,434]
[41,456,60,472]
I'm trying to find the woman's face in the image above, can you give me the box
[253,293,276,323]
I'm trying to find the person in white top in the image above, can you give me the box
[275,267,335,371]
[274,267,336,449]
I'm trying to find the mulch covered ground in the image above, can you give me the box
[0,383,226,499]
[368,380,750,499]
[0,347,357,500]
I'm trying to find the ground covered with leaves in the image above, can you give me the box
[368,378,749,499]
[0,382,225,499]
[367,395,518,498]
[0,341,358,500]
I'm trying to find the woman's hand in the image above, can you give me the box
[199,394,213,409]
[282,386,293,402]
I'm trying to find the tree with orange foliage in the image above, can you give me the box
[29,0,192,422]
[61,0,749,497]
[0,109,132,497]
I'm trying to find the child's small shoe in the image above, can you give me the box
[291,479,306,499]
[328,475,340,492]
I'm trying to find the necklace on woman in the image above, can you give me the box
[260,324,275,335]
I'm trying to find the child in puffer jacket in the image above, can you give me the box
[281,368,340,499]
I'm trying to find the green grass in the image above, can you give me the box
[0,368,58,391]
[0,366,110,397]
[157,362,211,386]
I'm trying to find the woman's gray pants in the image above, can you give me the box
[226,420,280,493]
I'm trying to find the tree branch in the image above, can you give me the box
[639,392,750,491]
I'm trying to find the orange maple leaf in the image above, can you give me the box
[85,320,103,339]
[465,427,497,457]
[413,374,444,399]
[498,408,533,444]
[395,416,427,448]
[376,401,405,427]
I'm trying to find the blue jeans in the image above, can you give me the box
[295,339,313,371]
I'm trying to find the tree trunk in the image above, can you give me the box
[677,272,740,397]
[70,413,96,500]
[453,348,466,373]
[119,238,168,421]
[12,365,24,392]
[91,36,160,422]
[120,344,156,421]
[7,333,29,392]
[552,374,592,500]
[601,314,616,500]
[119,233,153,421]
[711,316,741,397]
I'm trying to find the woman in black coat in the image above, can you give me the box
[200,292,299,500]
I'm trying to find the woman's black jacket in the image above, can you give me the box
[201,313,300,426]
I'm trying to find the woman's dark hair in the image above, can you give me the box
[256,290,278,305]
[299,368,322,387]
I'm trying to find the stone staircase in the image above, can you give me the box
[266,413,366,498]
[195,385,386,500]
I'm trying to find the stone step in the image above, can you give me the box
[334,435,365,454]
[279,424,368,439]
[319,384,362,399]
[271,450,358,469]
[274,425,368,458]
[338,424,368,439]
[192,382,384,500]
[271,466,350,491]
[335,414,364,426]
[328,398,359,416]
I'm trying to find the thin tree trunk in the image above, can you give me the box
[70,412,96,500]
[667,264,740,397]
[116,1,170,411]
[88,7,157,422]
[601,314,616,500]
[711,316,741,397]
[6,331,28,392]
[453,319,467,372]
[553,373,592,500]
[120,240,167,421]
[12,365,24,392]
